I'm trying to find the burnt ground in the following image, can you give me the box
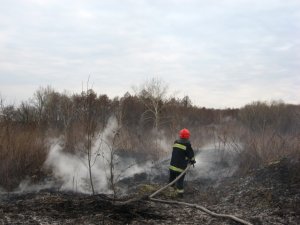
[0,157,299,225]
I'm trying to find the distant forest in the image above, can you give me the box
[0,80,299,190]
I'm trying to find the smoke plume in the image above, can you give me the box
[6,117,241,194]
[44,116,154,194]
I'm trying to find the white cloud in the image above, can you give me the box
[25,0,58,6]
[77,9,95,19]
[0,0,299,107]
[273,44,294,52]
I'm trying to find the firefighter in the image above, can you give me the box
[169,128,196,197]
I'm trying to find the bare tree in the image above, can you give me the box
[32,86,54,124]
[181,95,192,108]
[103,99,124,199]
[133,78,168,130]
[83,89,98,194]
[73,79,100,195]
[133,78,169,158]
[103,126,121,199]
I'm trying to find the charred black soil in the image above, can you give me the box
[0,157,299,225]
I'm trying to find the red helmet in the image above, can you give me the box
[179,128,190,139]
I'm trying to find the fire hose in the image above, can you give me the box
[149,163,253,225]
[116,163,253,225]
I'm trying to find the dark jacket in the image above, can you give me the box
[170,138,195,172]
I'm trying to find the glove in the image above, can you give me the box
[190,159,196,165]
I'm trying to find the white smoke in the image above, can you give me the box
[156,135,171,156]
[44,140,108,193]
[187,142,241,181]
[8,117,242,194]
[15,179,55,193]
[44,116,155,194]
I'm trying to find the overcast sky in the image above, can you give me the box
[0,0,299,108]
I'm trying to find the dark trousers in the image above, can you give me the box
[169,169,186,192]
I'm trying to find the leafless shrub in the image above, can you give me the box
[236,101,300,174]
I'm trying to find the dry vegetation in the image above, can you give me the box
[0,82,299,191]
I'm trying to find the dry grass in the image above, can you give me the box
[0,122,47,190]
[236,130,300,175]
[0,100,299,190]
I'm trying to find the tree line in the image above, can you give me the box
[0,80,299,191]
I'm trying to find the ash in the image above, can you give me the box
[0,157,299,225]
